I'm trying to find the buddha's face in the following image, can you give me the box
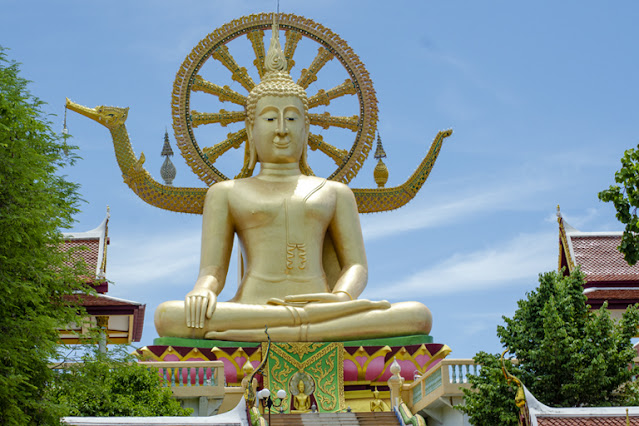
[249,95,308,164]
[298,380,305,392]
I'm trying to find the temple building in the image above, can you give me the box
[58,211,145,345]
[557,207,639,320]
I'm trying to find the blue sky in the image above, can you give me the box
[2,1,638,357]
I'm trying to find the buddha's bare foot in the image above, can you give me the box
[371,300,391,309]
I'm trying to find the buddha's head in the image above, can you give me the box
[297,379,305,393]
[245,17,310,171]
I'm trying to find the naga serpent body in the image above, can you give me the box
[65,99,451,214]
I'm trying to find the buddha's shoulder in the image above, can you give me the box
[321,179,355,198]
[298,176,352,196]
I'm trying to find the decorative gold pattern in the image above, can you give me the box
[201,129,248,163]
[171,12,378,185]
[309,112,359,131]
[211,45,256,92]
[308,79,357,108]
[191,76,247,105]
[297,47,334,89]
[307,133,347,165]
[68,14,451,216]
[247,30,266,78]
[283,29,302,71]
[66,99,451,215]
[557,206,576,272]
[343,343,451,384]
[191,109,246,128]
[353,129,452,213]
[65,99,208,214]
[262,342,345,413]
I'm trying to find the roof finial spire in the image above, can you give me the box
[374,132,387,160]
[373,132,389,188]
[160,129,177,186]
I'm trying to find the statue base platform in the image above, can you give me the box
[137,335,450,413]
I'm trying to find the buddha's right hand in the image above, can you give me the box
[185,289,217,328]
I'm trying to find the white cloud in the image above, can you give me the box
[361,177,552,241]
[367,232,556,299]
[107,230,201,288]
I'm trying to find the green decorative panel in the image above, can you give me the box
[423,368,442,397]
[261,342,344,413]
[413,381,422,405]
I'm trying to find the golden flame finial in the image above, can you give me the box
[500,350,526,409]
[264,13,287,74]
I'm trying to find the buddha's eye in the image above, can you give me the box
[287,117,295,121]
[265,117,276,122]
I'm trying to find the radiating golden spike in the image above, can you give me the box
[284,29,302,71]
[202,129,247,162]
[246,30,266,78]
[309,112,359,131]
[308,79,357,108]
[308,133,347,165]
[297,47,334,89]
[191,76,247,105]
[211,45,255,91]
[191,109,246,128]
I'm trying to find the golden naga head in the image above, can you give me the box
[245,15,310,171]
[65,98,129,129]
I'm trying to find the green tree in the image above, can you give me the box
[458,269,639,426]
[0,48,88,424]
[50,347,191,417]
[599,145,639,265]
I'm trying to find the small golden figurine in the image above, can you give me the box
[292,380,311,413]
[370,387,389,412]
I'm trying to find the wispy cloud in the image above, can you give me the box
[361,177,552,241]
[107,230,201,288]
[367,232,556,299]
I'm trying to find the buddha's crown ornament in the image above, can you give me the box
[245,14,309,132]
[264,16,287,75]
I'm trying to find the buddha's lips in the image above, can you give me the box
[273,138,290,148]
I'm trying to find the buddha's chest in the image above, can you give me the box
[229,179,335,232]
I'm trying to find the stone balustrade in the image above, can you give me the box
[137,361,226,399]
[404,359,478,413]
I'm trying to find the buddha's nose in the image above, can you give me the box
[276,118,288,135]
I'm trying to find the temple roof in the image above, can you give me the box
[62,211,110,286]
[59,211,146,344]
[557,208,639,285]
[537,416,639,425]
[524,387,639,426]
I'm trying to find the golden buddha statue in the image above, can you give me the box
[370,387,389,412]
[292,380,311,413]
[154,18,432,342]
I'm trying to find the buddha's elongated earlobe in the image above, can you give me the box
[301,143,308,168]
[246,122,257,170]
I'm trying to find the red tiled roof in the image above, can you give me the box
[585,288,639,301]
[61,238,101,275]
[538,416,639,425]
[64,294,142,307]
[571,235,639,283]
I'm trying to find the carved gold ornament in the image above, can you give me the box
[172,12,377,185]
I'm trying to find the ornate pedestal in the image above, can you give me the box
[137,335,450,413]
